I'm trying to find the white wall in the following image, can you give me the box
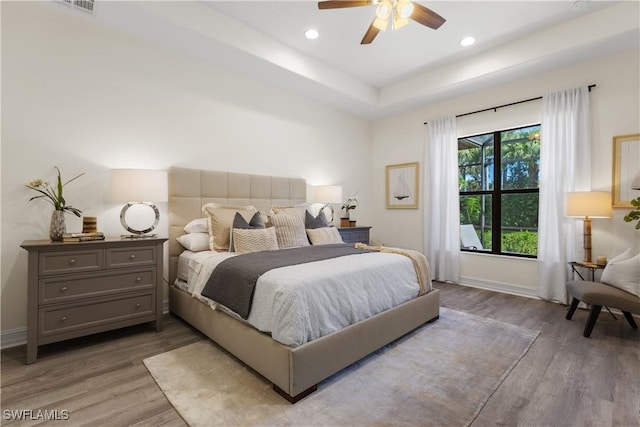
[372,49,640,295]
[0,2,372,336]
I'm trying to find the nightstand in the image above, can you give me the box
[20,237,167,364]
[338,226,371,244]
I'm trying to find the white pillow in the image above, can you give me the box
[270,203,311,221]
[184,218,208,234]
[232,228,279,254]
[306,227,344,245]
[601,252,640,298]
[176,233,210,252]
[269,213,310,249]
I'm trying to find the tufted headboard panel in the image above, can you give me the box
[168,167,307,284]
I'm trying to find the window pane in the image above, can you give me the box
[501,193,539,255]
[460,194,492,251]
[500,125,540,190]
[458,134,494,191]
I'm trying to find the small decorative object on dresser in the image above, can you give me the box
[25,167,84,241]
[20,237,167,364]
[340,196,358,227]
[338,226,371,244]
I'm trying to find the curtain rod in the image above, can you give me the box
[423,84,596,125]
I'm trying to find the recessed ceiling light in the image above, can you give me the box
[460,36,476,47]
[305,29,319,40]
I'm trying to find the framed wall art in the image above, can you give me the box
[612,133,640,208]
[386,162,419,209]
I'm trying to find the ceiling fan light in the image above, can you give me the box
[373,16,389,31]
[392,14,408,30]
[375,1,391,19]
[397,0,414,18]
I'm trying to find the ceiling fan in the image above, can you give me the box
[318,0,445,44]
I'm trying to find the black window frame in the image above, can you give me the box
[458,124,540,258]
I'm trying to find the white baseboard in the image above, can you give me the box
[1,301,171,350]
[457,276,541,299]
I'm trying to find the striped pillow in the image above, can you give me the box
[306,227,344,245]
[269,213,310,249]
[232,228,279,254]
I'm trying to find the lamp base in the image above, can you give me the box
[120,233,158,240]
[583,216,592,263]
[120,202,160,236]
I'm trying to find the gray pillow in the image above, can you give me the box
[230,212,265,251]
[305,210,329,229]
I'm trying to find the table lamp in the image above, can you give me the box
[565,191,612,263]
[109,169,168,238]
[313,185,343,224]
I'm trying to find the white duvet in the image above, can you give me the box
[177,248,429,347]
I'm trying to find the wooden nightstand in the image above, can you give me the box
[20,237,167,364]
[338,226,371,244]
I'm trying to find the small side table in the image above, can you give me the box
[338,226,371,244]
[568,261,605,282]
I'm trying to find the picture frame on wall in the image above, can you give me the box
[386,162,419,209]
[612,133,640,208]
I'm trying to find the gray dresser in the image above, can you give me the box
[21,237,166,364]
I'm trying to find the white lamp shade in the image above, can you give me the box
[313,185,343,204]
[109,169,168,203]
[565,191,612,218]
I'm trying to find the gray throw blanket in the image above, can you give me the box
[201,244,373,319]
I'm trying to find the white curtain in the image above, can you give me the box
[538,86,591,303]
[424,116,460,282]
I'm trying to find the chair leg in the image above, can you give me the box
[583,305,602,337]
[622,311,638,330]
[566,298,580,320]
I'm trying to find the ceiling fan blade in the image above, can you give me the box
[410,2,446,29]
[360,21,380,44]
[318,1,374,10]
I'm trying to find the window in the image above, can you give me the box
[458,124,540,257]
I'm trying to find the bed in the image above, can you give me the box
[168,167,440,402]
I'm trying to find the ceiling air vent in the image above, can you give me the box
[59,0,95,14]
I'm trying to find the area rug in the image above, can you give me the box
[143,308,539,427]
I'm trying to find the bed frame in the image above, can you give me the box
[167,167,440,402]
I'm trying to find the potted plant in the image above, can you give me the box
[623,197,640,230]
[26,167,84,241]
[341,197,358,227]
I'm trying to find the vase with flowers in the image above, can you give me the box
[26,167,84,241]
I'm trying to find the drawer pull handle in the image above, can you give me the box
[61,286,68,292]
[69,259,76,265]
[130,254,136,260]
[61,316,67,322]
[135,303,141,308]
[136,277,142,282]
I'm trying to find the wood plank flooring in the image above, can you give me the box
[2,282,638,426]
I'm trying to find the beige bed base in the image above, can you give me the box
[167,167,440,401]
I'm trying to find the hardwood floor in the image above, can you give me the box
[2,282,638,426]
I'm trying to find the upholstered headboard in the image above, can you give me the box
[168,167,307,285]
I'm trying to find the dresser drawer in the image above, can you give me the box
[39,293,155,337]
[39,269,155,305]
[106,246,156,268]
[39,250,104,276]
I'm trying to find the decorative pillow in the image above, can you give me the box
[176,233,210,252]
[230,211,265,252]
[601,252,640,298]
[306,227,344,245]
[232,228,279,254]
[270,203,311,221]
[269,213,310,249]
[183,218,208,234]
[305,210,330,229]
[202,203,258,252]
